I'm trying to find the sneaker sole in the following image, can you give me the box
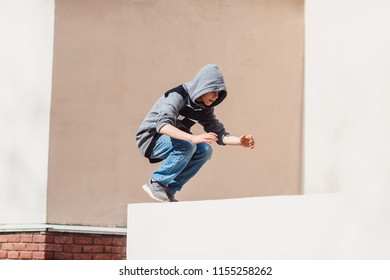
[142,184,169,202]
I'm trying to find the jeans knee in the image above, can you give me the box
[177,140,197,154]
[197,143,213,160]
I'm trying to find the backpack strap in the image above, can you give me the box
[164,85,188,99]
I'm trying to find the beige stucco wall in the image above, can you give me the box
[48,0,304,227]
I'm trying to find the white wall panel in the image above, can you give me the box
[127,192,390,259]
[304,0,390,193]
[0,0,55,223]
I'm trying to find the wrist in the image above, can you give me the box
[223,135,240,146]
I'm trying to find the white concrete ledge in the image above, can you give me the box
[0,224,127,235]
[127,192,390,259]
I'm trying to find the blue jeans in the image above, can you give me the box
[150,135,213,194]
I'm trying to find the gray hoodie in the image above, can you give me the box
[136,64,229,162]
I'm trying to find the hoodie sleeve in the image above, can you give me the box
[155,92,187,133]
[198,108,229,145]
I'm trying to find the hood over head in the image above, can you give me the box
[183,64,227,108]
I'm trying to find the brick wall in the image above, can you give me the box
[0,231,126,260]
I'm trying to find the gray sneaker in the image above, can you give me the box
[142,179,170,202]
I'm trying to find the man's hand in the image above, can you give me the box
[240,134,255,149]
[190,132,218,144]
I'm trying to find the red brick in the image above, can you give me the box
[33,235,46,243]
[32,251,54,260]
[13,243,27,251]
[32,251,46,260]
[45,252,54,260]
[44,234,54,243]
[63,245,72,253]
[0,235,9,242]
[63,245,82,253]
[0,251,7,259]
[21,235,34,243]
[54,252,73,260]
[42,244,63,252]
[53,236,64,243]
[73,245,83,253]
[112,238,126,246]
[74,237,93,245]
[26,244,39,251]
[92,254,111,260]
[54,236,73,244]
[104,246,113,253]
[1,243,14,251]
[8,252,20,259]
[73,254,93,260]
[64,236,74,244]
[112,246,125,254]
[0,232,127,260]
[83,245,104,253]
[111,254,124,260]
[8,235,21,242]
[20,252,33,259]
[93,237,112,245]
